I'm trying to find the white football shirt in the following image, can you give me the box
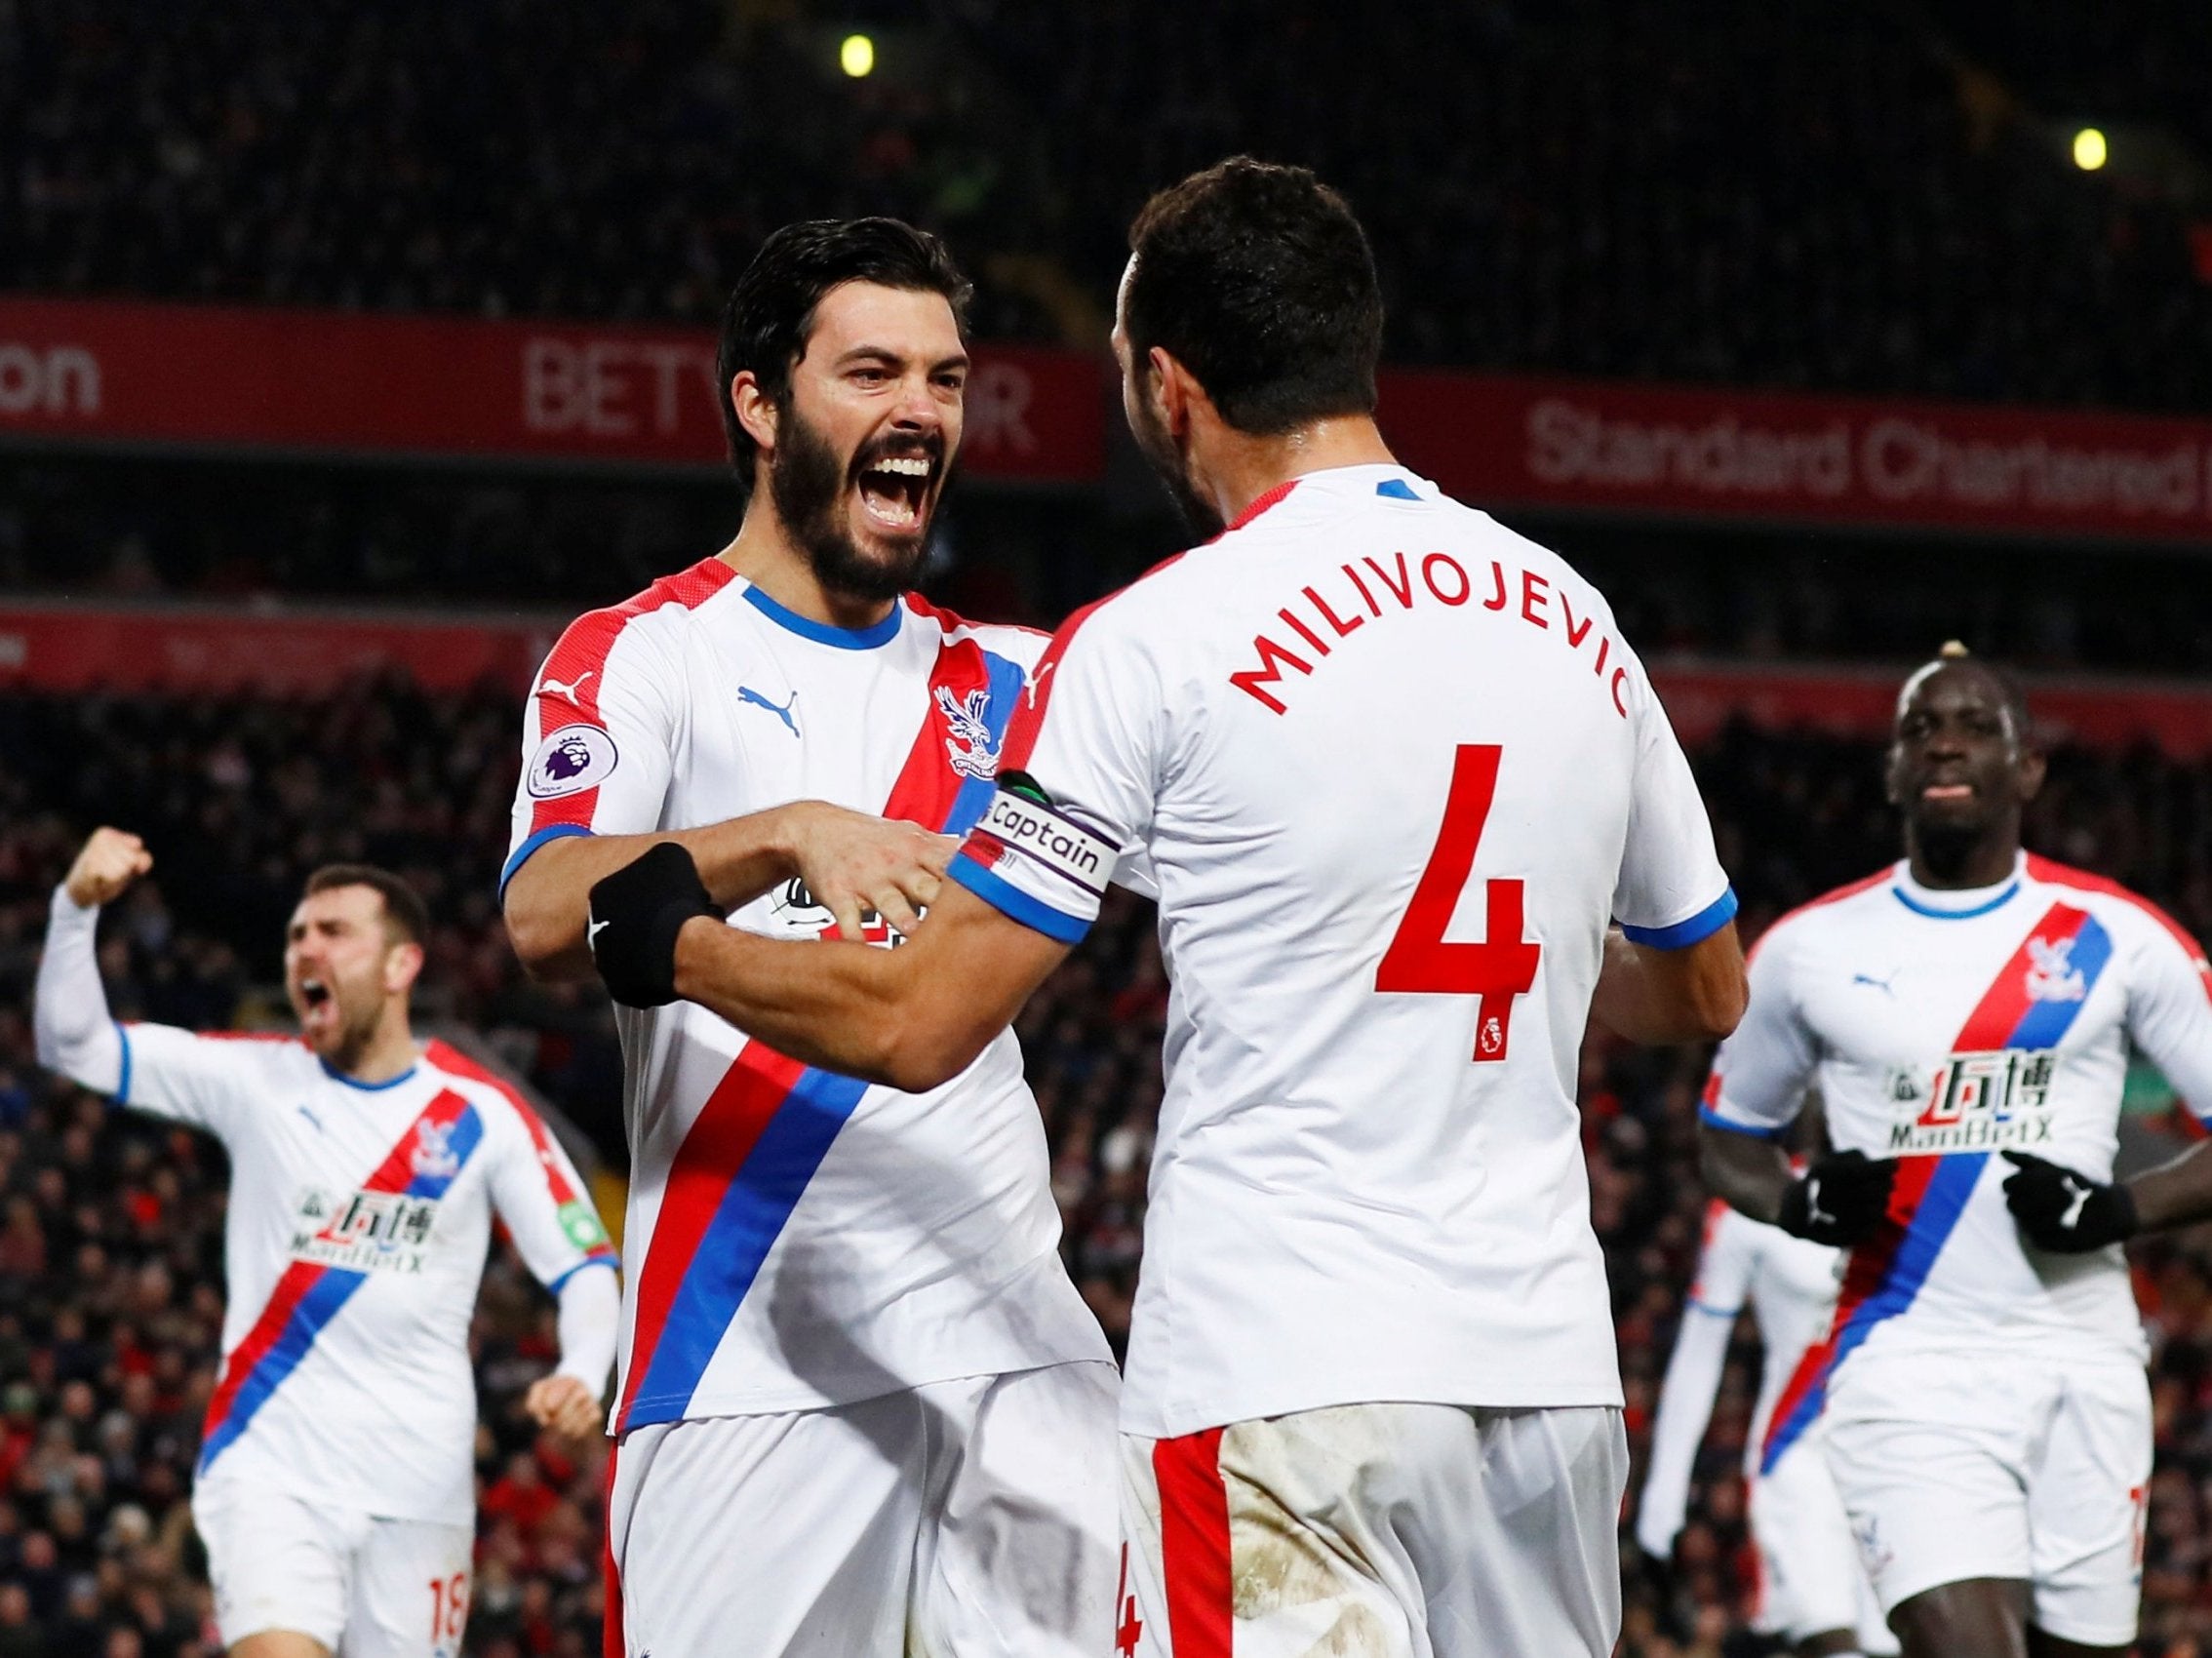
[1704,852,2212,1399]
[115,1032,615,1523]
[504,560,1109,1431]
[947,464,1735,1437]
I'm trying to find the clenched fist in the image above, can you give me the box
[63,828,153,910]
[524,1373,606,1442]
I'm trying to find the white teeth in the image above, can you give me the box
[871,456,931,477]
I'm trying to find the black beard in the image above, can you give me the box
[768,403,932,604]
[1130,398,1224,541]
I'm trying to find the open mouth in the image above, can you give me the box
[855,454,934,533]
[297,977,335,1030]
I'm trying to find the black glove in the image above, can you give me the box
[587,843,718,1007]
[1777,1150,1896,1246]
[2001,1151,2138,1253]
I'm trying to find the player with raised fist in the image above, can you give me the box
[36,829,618,1658]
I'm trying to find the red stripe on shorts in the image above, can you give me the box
[601,1439,624,1658]
[1154,1427,1232,1657]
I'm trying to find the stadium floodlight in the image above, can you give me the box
[840,33,876,77]
[2073,127,2108,171]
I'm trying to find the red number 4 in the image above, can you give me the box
[1375,744,1541,1062]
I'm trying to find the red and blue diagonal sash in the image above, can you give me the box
[199,1087,484,1474]
[615,626,1025,1433]
[1758,901,2112,1474]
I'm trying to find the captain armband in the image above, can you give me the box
[947,771,1118,943]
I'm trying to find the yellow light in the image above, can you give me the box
[840,34,875,77]
[2073,127,2108,171]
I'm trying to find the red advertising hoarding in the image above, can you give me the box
[6,296,2212,542]
[1383,371,2212,545]
[0,602,563,696]
[0,296,1101,483]
[6,603,2210,757]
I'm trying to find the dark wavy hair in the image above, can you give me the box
[716,218,972,493]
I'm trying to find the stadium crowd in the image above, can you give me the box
[5,673,2212,1651]
[6,0,2208,410]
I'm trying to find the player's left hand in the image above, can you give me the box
[523,1373,604,1441]
[2001,1151,2138,1252]
[587,842,720,1007]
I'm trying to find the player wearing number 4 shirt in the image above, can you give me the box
[501,219,1117,1658]
[1701,645,2212,1658]
[583,160,1747,1658]
[34,833,619,1658]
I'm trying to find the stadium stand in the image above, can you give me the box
[5,0,2207,407]
[6,678,2212,1651]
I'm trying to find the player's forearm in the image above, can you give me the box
[1637,1303,1732,1555]
[505,810,807,980]
[671,919,985,1092]
[1591,925,1748,1046]
[1699,1123,1794,1226]
[33,888,124,1094]
[552,1262,620,1392]
[2124,1140,2212,1233]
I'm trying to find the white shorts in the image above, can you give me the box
[192,1482,473,1658]
[606,1361,1120,1658]
[1120,1402,1626,1658]
[1750,1431,1897,1654]
[1824,1351,2152,1647]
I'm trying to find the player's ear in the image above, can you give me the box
[731,371,778,454]
[384,939,425,998]
[2016,745,2047,804]
[1881,738,1907,807]
[1148,346,1194,439]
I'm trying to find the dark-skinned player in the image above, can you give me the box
[1701,642,2212,1658]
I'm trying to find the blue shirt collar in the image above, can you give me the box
[320,1058,418,1091]
[1890,852,2026,920]
[740,582,903,651]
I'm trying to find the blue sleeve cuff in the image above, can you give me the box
[547,1254,619,1294]
[1698,1102,1792,1140]
[500,824,595,901]
[1622,886,1738,950]
[112,1022,133,1109]
[945,853,1092,945]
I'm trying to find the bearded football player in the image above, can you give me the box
[36,830,618,1658]
[498,219,1118,1658]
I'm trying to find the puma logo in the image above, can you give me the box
[1025,661,1055,708]
[587,918,610,947]
[539,669,595,703]
[738,686,801,737]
